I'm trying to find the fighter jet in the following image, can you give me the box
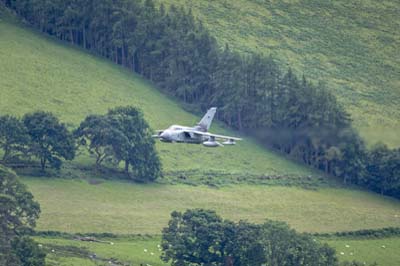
[152,107,242,147]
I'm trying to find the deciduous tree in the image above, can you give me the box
[0,115,29,162]
[23,111,75,171]
[162,209,338,266]
[74,114,126,168]
[75,107,162,181]
[0,166,44,266]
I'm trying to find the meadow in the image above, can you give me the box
[33,235,400,266]
[157,0,400,147]
[324,236,400,265]
[23,177,400,234]
[34,236,164,266]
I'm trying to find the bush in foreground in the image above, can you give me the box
[0,166,45,266]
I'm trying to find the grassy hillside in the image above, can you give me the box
[158,0,400,147]
[1,5,400,266]
[0,7,314,177]
[24,177,400,234]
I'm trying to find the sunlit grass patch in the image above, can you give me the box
[35,236,164,266]
[23,178,400,234]
[322,237,400,265]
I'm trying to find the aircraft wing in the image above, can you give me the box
[186,130,242,141]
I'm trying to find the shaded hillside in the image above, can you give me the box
[158,0,400,147]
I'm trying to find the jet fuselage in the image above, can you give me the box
[159,125,208,143]
[153,107,241,147]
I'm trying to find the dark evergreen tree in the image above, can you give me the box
[365,144,400,197]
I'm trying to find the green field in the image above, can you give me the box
[23,177,400,234]
[32,235,400,266]
[324,237,400,265]
[158,0,400,147]
[34,236,164,266]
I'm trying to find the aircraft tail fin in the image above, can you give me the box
[197,107,217,131]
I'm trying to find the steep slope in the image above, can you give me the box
[158,0,400,147]
[0,8,313,177]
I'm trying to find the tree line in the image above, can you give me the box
[161,209,377,266]
[2,0,399,198]
[0,106,161,182]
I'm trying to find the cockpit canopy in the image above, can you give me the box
[168,125,184,131]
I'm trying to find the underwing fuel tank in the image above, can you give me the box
[222,139,236,145]
[202,140,222,147]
